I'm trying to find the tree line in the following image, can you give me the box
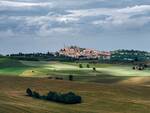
[7,52,77,62]
[79,63,96,71]
[26,88,82,104]
[110,49,150,62]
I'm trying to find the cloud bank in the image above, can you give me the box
[0,0,150,54]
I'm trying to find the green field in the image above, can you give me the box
[0,58,150,113]
[0,58,150,78]
[0,58,150,84]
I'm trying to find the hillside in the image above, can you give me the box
[0,76,149,113]
[0,58,31,75]
[0,58,150,113]
[0,58,150,76]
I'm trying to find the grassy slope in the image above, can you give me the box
[21,61,150,77]
[0,58,31,76]
[0,59,150,85]
[0,59,150,77]
[0,76,149,113]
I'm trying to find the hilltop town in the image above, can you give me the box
[59,46,111,59]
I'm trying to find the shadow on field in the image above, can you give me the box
[74,75,130,84]
[49,74,130,84]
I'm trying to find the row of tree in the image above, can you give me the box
[26,88,82,104]
[79,64,96,71]
[133,64,148,70]
[111,50,150,62]
[7,52,77,62]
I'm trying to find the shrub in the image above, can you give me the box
[93,67,96,71]
[47,91,56,100]
[79,64,83,68]
[26,88,32,96]
[40,95,47,100]
[138,66,144,70]
[55,77,63,80]
[132,66,135,70]
[26,89,82,104]
[86,64,90,68]
[32,91,40,98]
[144,64,148,68]
[69,75,73,81]
[63,92,82,104]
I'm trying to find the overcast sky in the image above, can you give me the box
[0,0,150,54]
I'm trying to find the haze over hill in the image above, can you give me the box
[0,0,150,54]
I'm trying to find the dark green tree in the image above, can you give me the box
[87,64,90,68]
[32,91,40,98]
[26,88,32,96]
[63,92,81,104]
[79,64,83,68]
[47,91,56,100]
[26,90,82,104]
[93,67,96,71]
[69,75,73,81]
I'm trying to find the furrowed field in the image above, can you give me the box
[0,57,150,113]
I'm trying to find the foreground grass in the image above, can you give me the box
[0,76,149,113]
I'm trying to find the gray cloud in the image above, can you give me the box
[0,0,150,54]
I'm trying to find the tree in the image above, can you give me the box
[69,75,73,81]
[26,89,82,104]
[86,64,90,68]
[32,91,40,98]
[63,92,82,104]
[144,64,148,68]
[79,64,83,68]
[132,66,136,70]
[93,67,96,71]
[26,88,32,96]
[47,91,56,100]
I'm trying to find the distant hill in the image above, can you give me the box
[0,58,26,68]
[111,49,150,62]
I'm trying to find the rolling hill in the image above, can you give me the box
[0,58,150,113]
[0,76,149,113]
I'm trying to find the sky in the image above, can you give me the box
[0,0,150,54]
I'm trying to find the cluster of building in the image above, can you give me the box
[59,46,111,59]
